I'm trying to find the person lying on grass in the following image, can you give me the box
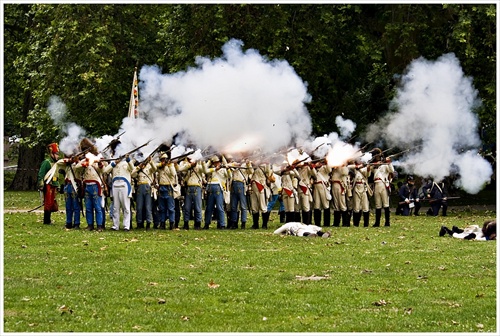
[273,222,331,238]
[439,220,496,241]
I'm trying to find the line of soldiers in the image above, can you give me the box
[39,139,403,231]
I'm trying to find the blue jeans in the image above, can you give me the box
[230,181,247,223]
[184,186,202,223]
[159,185,175,223]
[204,184,226,227]
[64,183,80,226]
[267,194,285,212]
[84,183,103,226]
[136,184,153,224]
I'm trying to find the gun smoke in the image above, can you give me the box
[365,53,492,194]
[51,42,491,194]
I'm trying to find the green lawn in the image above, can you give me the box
[3,191,497,332]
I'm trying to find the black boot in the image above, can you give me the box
[323,209,331,227]
[314,209,322,227]
[169,221,174,230]
[285,212,294,223]
[452,226,464,234]
[183,222,189,230]
[43,211,51,225]
[363,211,370,227]
[384,207,390,227]
[203,223,210,230]
[159,221,166,230]
[302,211,310,225]
[153,222,159,229]
[295,212,301,222]
[251,213,259,229]
[341,210,350,227]
[279,211,286,223]
[333,211,341,227]
[262,212,270,229]
[373,208,381,227]
[194,221,201,230]
[146,222,151,231]
[241,222,246,229]
[353,211,361,227]
[439,226,453,236]
[137,222,145,229]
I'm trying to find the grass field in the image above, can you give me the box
[3,191,497,333]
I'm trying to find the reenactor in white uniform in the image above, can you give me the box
[311,160,332,227]
[280,162,299,223]
[295,162,314,224]
[273,222,331,238]
[372,157,395,227]
[330,164,351,227]
[248,160,272,229]
[351,162,372,227]
[103,155,135,231]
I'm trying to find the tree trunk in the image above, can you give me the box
[8,89,45,191]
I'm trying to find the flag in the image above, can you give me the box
[127,67,139,119]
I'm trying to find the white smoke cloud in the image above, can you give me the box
[335,115,356,139]
[365,53,492,194]
[59,123,86,155]
[47,95,67,126]
[118,38,313,158]
[47,96,90,155]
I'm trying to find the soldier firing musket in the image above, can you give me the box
[101,131,126,156]
[100,139,153,162]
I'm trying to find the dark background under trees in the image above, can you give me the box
[3,3,496,191]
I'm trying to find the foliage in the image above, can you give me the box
[3,3,496,190]
[3,192,496,332]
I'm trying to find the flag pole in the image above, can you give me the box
[127,66,139,119]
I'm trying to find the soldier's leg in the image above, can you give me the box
[353,211,361,226]
[363,211,370,227]
[384,207,390,227]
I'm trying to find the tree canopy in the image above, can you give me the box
[3,3,496,190]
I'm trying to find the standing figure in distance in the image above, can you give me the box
[37,143,62,225]
[372,155,395,227]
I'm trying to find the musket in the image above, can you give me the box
[356,142,373,153]
[282,156,310,171]
[142,142,173,162]
[397,197,458,205]
[309,157,327,164]
[428,196,460,203]
[168,150,196,163]
[100,139,153,162]
[311,142,327,153]
[368,148,410,164]
[101,131,126,153]
[69,146,93,161]
[27,203,44,212]
[28,190,45,212]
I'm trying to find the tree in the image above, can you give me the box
[4,4,495,190]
